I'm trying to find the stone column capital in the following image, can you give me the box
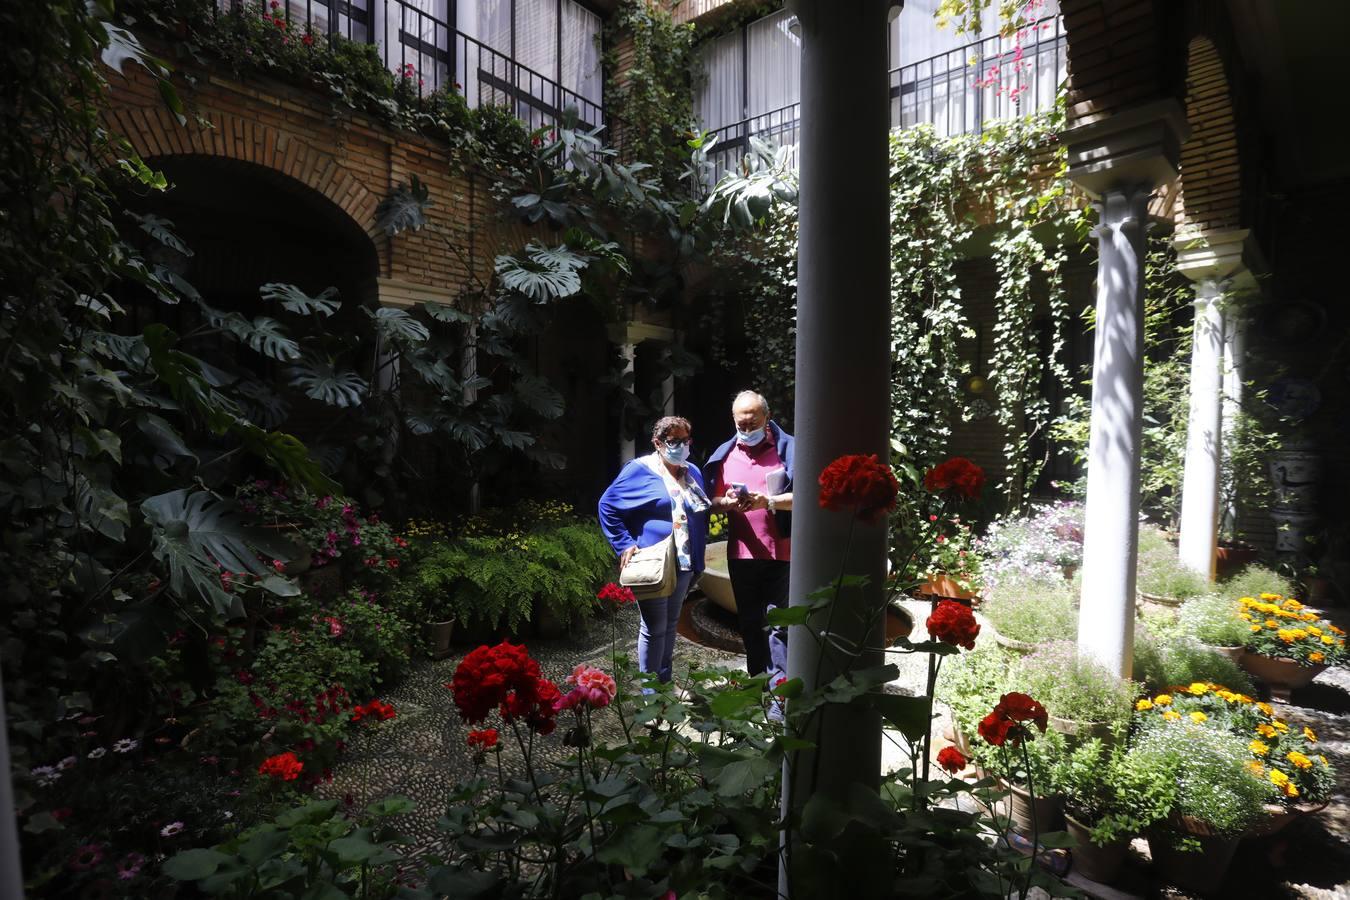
[1063,99,1191,199]
[607,321,674,346]
[1174,229,1261,293]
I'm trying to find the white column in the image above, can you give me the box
[1220,312,1246,534]
[618,342,636,463]
[784,0,894,894]
[1076,186,1152,678]
[1177,279,1226,578]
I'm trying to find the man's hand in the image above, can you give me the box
[619,546,637,569]
[744,491,771,511]
[721,487,752,512]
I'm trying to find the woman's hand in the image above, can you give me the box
[619,546,637,570]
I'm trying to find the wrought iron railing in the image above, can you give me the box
[212,0,603,133]
[705,16,1065,181]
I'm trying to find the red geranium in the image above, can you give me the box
[936,745,968,774]
[817,454,900,524]
[923,457,986,500]
[597,582,636,605]
[466,728,499,750]
[926,600,980,651]
[258,751,304,781]
[450,641,560,735]
[977,692,1048,747]
[351,699,396,723]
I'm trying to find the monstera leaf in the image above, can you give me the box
[142,489,294,615]
[367,307,430,344]
[422,301,475,324]
[261,283,340,318]
[494,243,586,302]
[512,374,564,419]
[376,177,431,236]
[287,360,368,408]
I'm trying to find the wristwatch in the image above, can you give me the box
[766,496,777,513]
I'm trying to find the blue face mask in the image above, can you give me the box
[661,441,690,465]
[736,427,767,447]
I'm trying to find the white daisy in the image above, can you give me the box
[112,738,139,753]
[87,747,107,760]
[28,766,60,787]
[159,821,185,838]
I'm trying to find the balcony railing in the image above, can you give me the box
[705,16,1065,182]
[213,0,604,133]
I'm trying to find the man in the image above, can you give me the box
[704,391,794,696]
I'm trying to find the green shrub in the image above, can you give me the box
[399,517,613,631]
[1133,632,1255,694]
[1178,593,1249,648]
[1130,721,1268,838]
[1059,739,1172,846]
[981,572,1078,644]
[935,642,1010,737]
[1011,641,1139,730]
[1222,563,1295,602]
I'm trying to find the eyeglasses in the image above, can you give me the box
[663,438,691,448]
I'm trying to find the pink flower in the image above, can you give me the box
[561,664,616,708]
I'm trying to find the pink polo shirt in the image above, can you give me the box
[716,440,790,561]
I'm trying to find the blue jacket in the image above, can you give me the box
[598,457,709,574]
[703,421,794,539]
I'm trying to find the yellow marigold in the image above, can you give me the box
[1321,635,1336,645]
[1216,690,1236,703]
[1310,652,1326,664]
[1251,625,1263,633]
[1281,598,1304,611]
[1277,629,1306,643]
[1239,612,1254,621]
[1320,755,1330,767]
[1304,726,1317,742]
[1265,619,1280,628]
[1283,781,1300,798]
[1273,720,1289,733]
[1136,699,1154,711]
[1307,626,1323,637]
[1287,751,1313,770]
[1260,593,1282,601]
[1250,740,1270,756]
[1188,682,1209,696]
[1154,694,1172,707]
[1236,694,1255,704]
[1162,710,1182,722]
[1189,711,1208,724]
[1301,612,1319,622]
[1239,596,1257,606]
[1257,702,1275,717]
[1257,724,1278,738]
[1247,760,1266,777]
[1269,769,1290,787]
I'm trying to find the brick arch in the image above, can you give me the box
[1174,35,1241,235]
[104,101,384,250]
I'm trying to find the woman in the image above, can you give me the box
[598,416,711,688]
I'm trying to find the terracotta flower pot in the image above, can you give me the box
[992,628,1044,655]
[1246,799,1329,838]
[1147,816,1240,897]
[1065,813,1129,884]
[1204,644,1246,664]
[1004,781,1064,835]
[424,620,454,660]
[1238,653,1327,701]
[920,573,977,602]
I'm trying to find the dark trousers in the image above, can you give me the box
[727,558,790,683]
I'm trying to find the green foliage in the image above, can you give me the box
[980,572,1077,644]
[1178,593,1250,648]
[1135,526,1210,601]
[164,796,416,898]
[1222,563,1295,602]
[396,513,613,630]
[603,0,700,186]
[935,642,1012,735]
[1130,721,1268,838]
[1058,739,1172,846]
[1011,642,1139,731]
[1132,632,1256,695]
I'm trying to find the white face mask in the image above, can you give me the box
[736,427,767,447]
[661,442,690,465]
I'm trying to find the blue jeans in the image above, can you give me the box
[636,570,694,684]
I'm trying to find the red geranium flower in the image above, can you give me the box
[817,454,900,524]
[926,600,980,651]
[258,751,304,781]
[597,582,636,605]
[977,692,1048,747]
[351,700,396,723]
[450,641,560,735]
[466,728,499,750]
[923,457,986,500]
[936,745,967,774]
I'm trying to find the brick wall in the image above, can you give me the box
[1174,36,1241,235]
[1059,0,1172,129]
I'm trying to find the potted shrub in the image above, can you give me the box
[1238,594,1347,699]
[1222,563,1295,604]
[977,501,1084,584]
[981,572,1077,653]
[1059,739,1170,884]
[1136,528,1210,617]
[995,725,1069,836]
[1132,721,1269,896]
[1179,593,1250,662]
[915,511,982,601]
[1012,642,1138,744]
[1133,632,1256,696]
[1244,711,1336,836]
[935,642,1009,755]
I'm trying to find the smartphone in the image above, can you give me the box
[730,482,747,498]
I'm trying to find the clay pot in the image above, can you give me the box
[992,629,1044,655]
[920,573,978,602]
[1245,799,1328,838]
[1004,781,1064,835]
[424,620,454,660]
[1238,653,1327,701]
[1204,644,1246,664]
[1065,813,1129,884]
[1147,816,1240,896]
